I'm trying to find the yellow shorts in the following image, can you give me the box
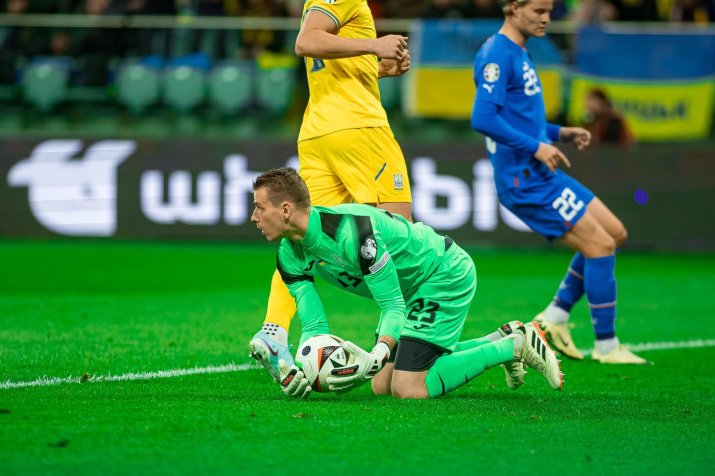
[298,126,412,206]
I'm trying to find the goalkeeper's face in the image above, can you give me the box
[251,187,288,242]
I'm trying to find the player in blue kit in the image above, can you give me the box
[471,0,648,364]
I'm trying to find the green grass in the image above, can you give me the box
[1,240,714,475]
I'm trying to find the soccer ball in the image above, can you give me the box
[295,334,351,393]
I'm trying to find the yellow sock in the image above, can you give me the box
[264,270,296,332]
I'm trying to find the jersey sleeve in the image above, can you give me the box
[306,0,361,29]
[351,215,406,342]
[471,100,541,155]
[276,244,330,345]
[471,47,540,155]
[473,48,512,107]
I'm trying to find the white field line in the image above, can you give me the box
[2,339,715,391]
[1,362,256,390]
[579,338,715,356]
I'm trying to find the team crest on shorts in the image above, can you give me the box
[393,173,404,191]
[483,63,500,82]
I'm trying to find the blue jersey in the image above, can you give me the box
[472,33,552,193]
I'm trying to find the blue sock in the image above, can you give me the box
[553,252,585,312]
[584,255,617,340]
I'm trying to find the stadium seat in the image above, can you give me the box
[21,58,70,111]
[379,76,402,111]
[256,67,295,115]
[163,65,206,111]
[208,62,253,115]
[116,63,161,114]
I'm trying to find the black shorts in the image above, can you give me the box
[393,336,449,372]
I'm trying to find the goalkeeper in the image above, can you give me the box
[251,168,562,399]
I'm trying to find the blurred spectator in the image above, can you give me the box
[125,0,177,57]
[583,88,635,148]
[573,0,618,22]
[461,0,503,18]
[425,0,468,18]
[383,0,430,17]
[67,0,126,85]
[225,0,288,59]
[606,0,661,20]
[369,0,387,18]
[550,0,570,19]
[189,0,230,59]
[284,0,304,17]
[670,0,715,22]
[0,0,47,83]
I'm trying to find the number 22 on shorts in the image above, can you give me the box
[552,187,584,222]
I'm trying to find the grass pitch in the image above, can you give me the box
[1,240,713,475]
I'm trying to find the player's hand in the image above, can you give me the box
[379,49,410,77]
[279,359,311,399]
[535,142,571,173]
[559,127,592,151]
[326,341,390,393]
[372,34,408,61]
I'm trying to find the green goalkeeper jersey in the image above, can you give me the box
[276,204,450,343]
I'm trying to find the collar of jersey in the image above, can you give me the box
[299,208,323,250]
[495,32,526,52]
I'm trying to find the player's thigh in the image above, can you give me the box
[371,362,393,395]
[320,127,412,205]
[298,137,352,206]
[391,367,429,399]
[399,244,476,354]
[585,197,628,246]
[562,206,616,257]
[500,173,595,241]
[390,246,475,398]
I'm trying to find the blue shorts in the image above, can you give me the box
[498,171,595,240]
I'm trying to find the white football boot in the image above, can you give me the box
[249,331,294,382]
[592,344,651,365]
[507,322,563,390]
[533,312,584,360]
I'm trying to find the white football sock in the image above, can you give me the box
[510,333,524,359]
[261,322,288,346]
[543,302,569,325]
[595,336,619,355]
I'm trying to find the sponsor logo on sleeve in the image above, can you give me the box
[369,251,390,274]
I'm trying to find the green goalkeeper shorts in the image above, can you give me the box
[399,241,476,352]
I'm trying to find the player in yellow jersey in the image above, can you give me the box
[249,0,413,381]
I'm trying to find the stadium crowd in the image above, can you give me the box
[2,0,713,22]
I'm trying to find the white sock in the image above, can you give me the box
[261,323,288,346]
[510,333,524,359]
[543,302,569,325]
[595,337,619,355]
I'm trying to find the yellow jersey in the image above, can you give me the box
[298,0,389,142]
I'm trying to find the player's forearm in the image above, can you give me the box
[376,335,397,353]
[472,100,540,155]
[366,268,407,341]
[376,309,406,342]
[289,282,330,345]
[295,29,375,59]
